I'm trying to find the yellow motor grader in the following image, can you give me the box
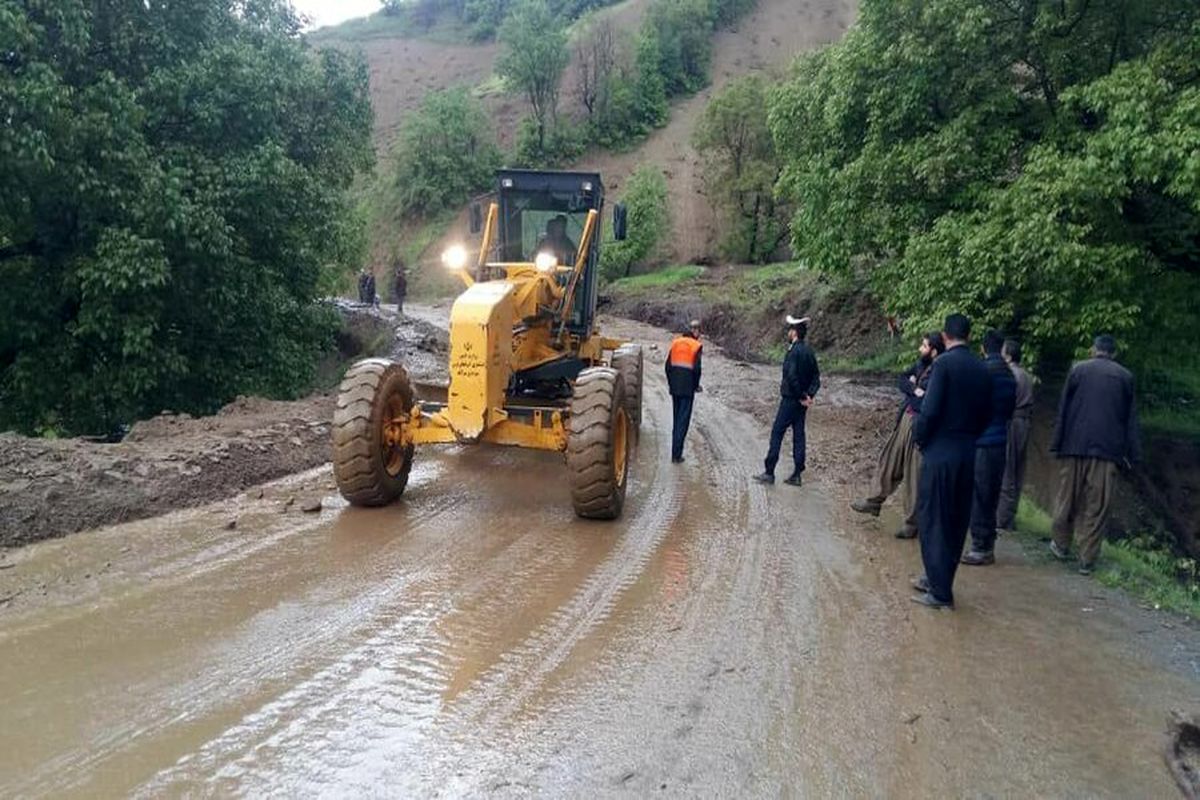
[331,169,643,519]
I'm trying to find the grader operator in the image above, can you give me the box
[331,170,644,519]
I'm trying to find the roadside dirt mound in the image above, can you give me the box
[604,267,891,364]
[0,395,336,547]
[0,314,451,548]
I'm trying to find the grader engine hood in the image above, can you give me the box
[447,281,515,440]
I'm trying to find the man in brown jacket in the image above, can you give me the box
[1049,334,1140,575]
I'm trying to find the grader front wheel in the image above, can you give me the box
[332,358,416,507]
[566,367,630,520]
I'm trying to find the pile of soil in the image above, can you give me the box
[0,395,336,547]
[0,311,451,548]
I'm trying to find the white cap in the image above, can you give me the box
[785,315,811,326]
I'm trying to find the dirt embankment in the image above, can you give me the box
[0,308,449,548]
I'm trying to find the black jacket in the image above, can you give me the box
[897,357,932,415]
[977,354,1017,447]
[781,340,820,400]
[1051,355,1140,464]
[913,344,992,458]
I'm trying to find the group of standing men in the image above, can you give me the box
[852,314,1138,609]
[666,310,1140,613]
[356,260,408,313]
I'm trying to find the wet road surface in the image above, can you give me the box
[1,316,1198,797]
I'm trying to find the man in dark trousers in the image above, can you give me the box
[996,338,1034,534]
[754,315,820,487]
[911,313,991,609]
[392,258,407,314]
[962,330,1017,566]
[1049,334,1140,575]
[851,332,945,538]
[357,268,371,304]
[666,320,703,463]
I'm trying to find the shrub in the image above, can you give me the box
[600,166,671,280]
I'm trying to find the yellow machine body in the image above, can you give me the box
[406,202,622,453]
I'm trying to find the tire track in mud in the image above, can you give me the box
[130,405,678,794]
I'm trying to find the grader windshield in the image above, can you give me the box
[496,170,604,334]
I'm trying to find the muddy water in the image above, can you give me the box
[1,318,1197,797]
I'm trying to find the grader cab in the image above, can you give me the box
[332,170,643,519]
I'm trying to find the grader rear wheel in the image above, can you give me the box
[612,344,643,431]
[332,358,416,507]
[566,367,630,520]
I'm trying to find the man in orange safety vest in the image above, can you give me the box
[666,320,703,463]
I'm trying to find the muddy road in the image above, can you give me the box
[1,315,1198,797]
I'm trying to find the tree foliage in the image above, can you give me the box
[498,0,570,154]
[693,76,788,263]
[601,166,671,280]
[0,0,373,435]
[393,88,500,214]
[768,0,1200,366]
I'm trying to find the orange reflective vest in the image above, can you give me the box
[668,336,702,369]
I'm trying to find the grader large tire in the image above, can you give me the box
[566,367,630,520]
[332,358,416,507]
[612,344,644,432]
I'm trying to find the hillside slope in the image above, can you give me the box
[320,0,857,278]
[590,0,856,261]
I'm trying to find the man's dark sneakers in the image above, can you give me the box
[1078,562,1095,576]
[910,592,954,609]
[895,527,918,540]
[911,576,930,593]
[1049,541,1070,561]
[850,499,880,516]
[961,550,995,566]
[752,472,775,485]
[783,474,803,487]
[671,456,684,464]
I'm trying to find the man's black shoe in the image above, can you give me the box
[752,472,775,485]
[783,474,803,486]
[671,456,684,464]
[911,576,930,593]
[910,592,953,610]
[895,527,918,540]
[961,550,995,566]
[850,499,880,516]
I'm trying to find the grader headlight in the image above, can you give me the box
[535,251,558,272]
[441,244,469,271]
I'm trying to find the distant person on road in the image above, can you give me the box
[910,313,991,609]
[1049,334,1140,575]
[357,268,371,304]
[392,258,408,314]
[995,338,1034,535]
[851,332,945,539]
[754,315,820,487]
[666,320,703,463]
[962,330,1017,567]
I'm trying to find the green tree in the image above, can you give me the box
[393,88,501,214]
[644,0,714,96]
[0,1,373,435]
[768,0,1200,366]
[693,76,787,262]
[497,0,571,155]
[601,166,671,279]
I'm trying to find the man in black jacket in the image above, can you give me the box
[1049,334,1140,575]
[962,330,1017,566]
[911,313,992,609]
[754,315,820,487]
